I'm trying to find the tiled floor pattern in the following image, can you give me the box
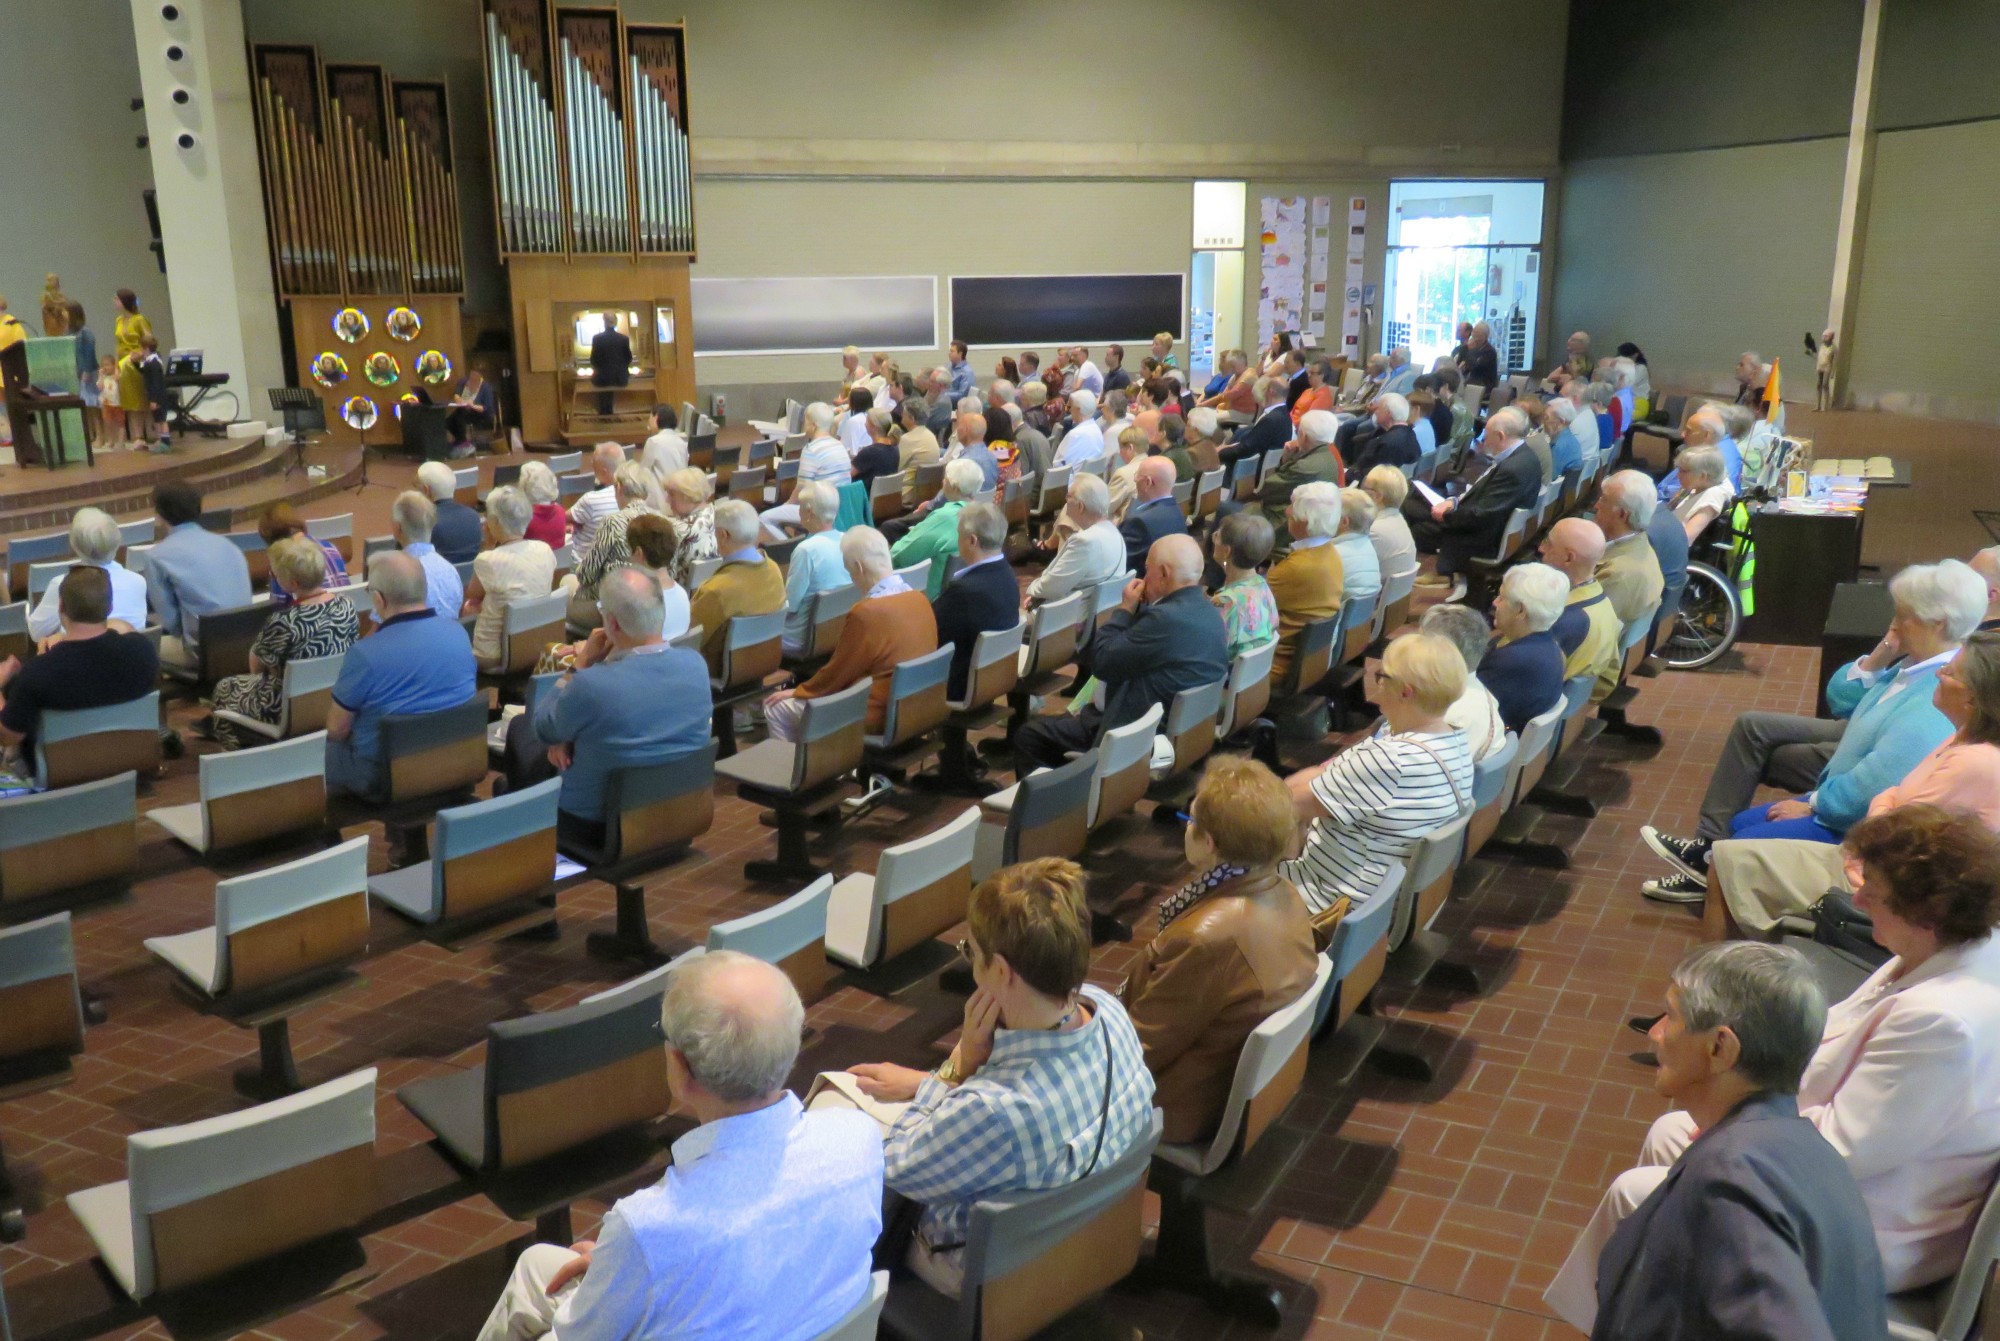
[0,451,1827,1339]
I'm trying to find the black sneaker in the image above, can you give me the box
[1642,826,1711,880]
[1641,872,1708,905]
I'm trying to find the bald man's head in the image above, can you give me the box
[1134,456,1177,502]
[1146,533,1204,599]
[1683,405,1726,446]
[954,411,986,445]
[660,950,804,1108]
[1539,517,1606,583]
[1972,546,2000,618]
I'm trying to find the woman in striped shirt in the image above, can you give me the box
[1282,631,1477,915]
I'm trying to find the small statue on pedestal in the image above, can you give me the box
[40,275,69,336]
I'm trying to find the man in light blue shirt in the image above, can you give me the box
[947,338,976,402]
[1381,345,1420,396]
[145,482,252,669]
[780,482,851,654]
[476,951,883,1341]
[1054,391,1105,469]
[391,490,464,618]
[326,553,477,798]
[518,567,709,850]
[1656,405,1744,501]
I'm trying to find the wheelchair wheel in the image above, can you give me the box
[1663,561,1740,670]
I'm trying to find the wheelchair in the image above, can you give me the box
[1660,500,1752,670]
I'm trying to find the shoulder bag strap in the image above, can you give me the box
[1083,1021,1115,1178]
[1400,734,1468,813]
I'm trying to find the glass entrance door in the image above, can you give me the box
[1384,181,1545,377]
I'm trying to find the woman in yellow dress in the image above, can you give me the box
[112,289,153,444]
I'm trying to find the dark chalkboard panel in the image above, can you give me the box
[949,274,1184,347]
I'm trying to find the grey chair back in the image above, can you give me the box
[0,773,138,906]
[785,678,871,792]
[792,582,859,663]
[593,741,718,866]
[871,646,953,750]
[0,910,85,1064]
[375,695,490,803]
[480,985,669,1170]
[36,693,160,791]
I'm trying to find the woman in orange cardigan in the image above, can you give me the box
[763,525,936,741]
[1289,357,1335,424]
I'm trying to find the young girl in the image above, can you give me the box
[97,354,125,447]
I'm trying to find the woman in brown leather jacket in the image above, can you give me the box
[1122,757,1319,1144]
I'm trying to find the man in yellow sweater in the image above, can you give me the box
[689,499,787,677]
[1540,516,1623,700]
[1265,481,1345,684]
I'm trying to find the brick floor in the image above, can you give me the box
[0,450,1826,1338]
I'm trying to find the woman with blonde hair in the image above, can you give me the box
[564,462,663,629]
[1123,756,1316,1143]
[1362,465,1418,576]
[208,535,359,745]
[660,466,718,587]
[1282,631,1475,916]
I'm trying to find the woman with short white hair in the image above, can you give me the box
[1334,487,1383,606]
[1362,466,1418,578]
[660,467,718,587]
[1479,562,1571,733]
[29,507,148,644]
[465,485,557,669]
[518,460,569,548]
[1669,444,1734,545]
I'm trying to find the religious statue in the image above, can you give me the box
[1805,327,1837,413]
[40,275,69,337]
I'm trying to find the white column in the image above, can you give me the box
[129,0,282,419]
[1825,0,1884,409]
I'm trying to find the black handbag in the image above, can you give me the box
[1808,887,1891,970]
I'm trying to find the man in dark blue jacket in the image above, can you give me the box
[1118,458,1188,574]
[932,503,1018,701]
[1012,534,1228,771]
[1409,405,1543,603]
[1560,942,1885,1341]
[1220,375,1293,468]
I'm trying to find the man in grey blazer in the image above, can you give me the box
[1560,942,1886,1341]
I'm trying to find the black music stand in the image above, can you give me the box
[269,388,324,476]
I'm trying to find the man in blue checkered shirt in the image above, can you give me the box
[852,858,1156,1297]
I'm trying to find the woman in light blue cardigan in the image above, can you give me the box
[1726,560,1989,842]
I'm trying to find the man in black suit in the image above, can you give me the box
[1562,942,1884,1341]
[1458,319,1500,390]
[1407,404,1541,603]
[933,502,1018,701]
[588,320,632,416]
[1012,533,1228,771]
[1118,457,1188,574]
[1345,393,1420,483]
[1220,374,1293,469]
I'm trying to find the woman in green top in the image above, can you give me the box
[1211,512,1280,659]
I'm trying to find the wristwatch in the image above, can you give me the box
[935,1054,966,1086]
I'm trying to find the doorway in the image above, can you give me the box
[1384,180,1545,377]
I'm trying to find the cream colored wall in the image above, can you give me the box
[691,178,1192,413]
[1237,178,1389,366]
[1552,139,1848,395]
[1847,119,2000,421]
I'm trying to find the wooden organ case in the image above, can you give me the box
[250,46,470,448]
[482,0,697,447]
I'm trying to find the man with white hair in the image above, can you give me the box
[780,482,850,655]
[891,459,984,598]
[1222,373,1296,468]
[1540,517,1622,699]
[1006,402,1049,479]
[1564,380,1600,461]
[1097,389,1133,455]
[567,442,627,557]
[1345,391,1418,483]
[924,368,955,440]
[987,378,1016,411]
[1543,395,1585,479]
[1054,390,1104,469]
[1118,456,1188,574]
[1480,562,1571,732]
[765,526,937,741]
[1011,533,1229,771]
[1419,603,1510,762]
[417,459,485,564]
[1266,481,1345,683]
[933,502,1019,702]
[1594,469,1667,625]
[326,552,477,798]
[1178,406,1225,477]
[466,485,557,670]
[1381,345,1420,396]
[476,951,883,1341]
[1656,403,1745,501]
[941,409,998,490]
[1735,350,1772,413]
[503,565,710,848]
[389,490,464,618]
[1545,330,1591,387]
[27,507,146,642]
[1256,408,1346,555]
[838,345,863,399]
[1459,319,1499,390]
[1409,405,1543,604]
[1025,472,1125,606]
[689,499,786,675]
[756,403,850,542]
